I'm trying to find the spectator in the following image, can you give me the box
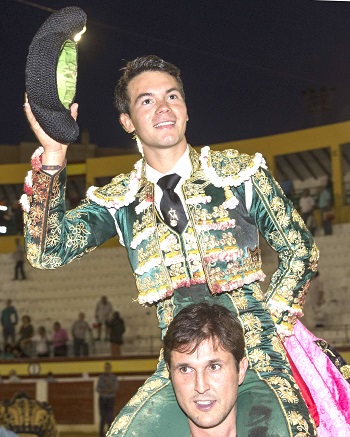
[1,344,15,359]
[52,321,68,356]
[1,299,18,346]
[299,189,315,224]
[46,371,57,382]
[279,175,294,202]
[12,238,26,280]
[11,201,24,235]
[302,271,326,328]
[108,311,125,357]
[71,312,92,357]
[318,179,334,235]
[17,315,34,357]
[96,362,119,437]
[95,296,113,341]
[8,369,20,382]
[32,326,50,357]
[12,345,25,358]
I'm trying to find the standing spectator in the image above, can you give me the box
[1,299,18,346]
[11,201,24,235]
[96,362,119,437]
[52,321,68,357]
[108,311,125,357]
[299,188,317,235]
[32,326,50,357]
[299,189,315,226]
[12,238,26,280]
[302,271,326,329]
[95,296,113,341]
[279,175,294,202]
[71,312,92,357]
[318,179,334,235]
[17,315,34,357]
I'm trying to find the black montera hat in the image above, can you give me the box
[25,7,87,144]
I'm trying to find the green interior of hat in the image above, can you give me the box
[56,40,77,109]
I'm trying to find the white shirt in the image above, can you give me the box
[145,146,192,219]
[112,147,192,245]
[32,334,50,354]
[299,195,315,214]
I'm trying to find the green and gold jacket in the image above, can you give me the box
[21,146,319,335]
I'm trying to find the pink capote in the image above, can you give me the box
[284,320,350,437]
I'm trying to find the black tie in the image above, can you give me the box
[157,173,188,233]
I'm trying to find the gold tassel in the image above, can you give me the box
[224,186,233,200]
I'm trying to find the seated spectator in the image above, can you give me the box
[32,326,50,358]
[46,372,57,382]
[1,344,15,359]
[8,369,20,382]
[11,346,25,358]
[71,312,92,357]
[17,315,34,357]
[52,322,68,357]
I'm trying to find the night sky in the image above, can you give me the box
[2,0,350,150]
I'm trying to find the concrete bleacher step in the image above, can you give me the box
[0,246,160,355]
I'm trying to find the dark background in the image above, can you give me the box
[2,0,350,150]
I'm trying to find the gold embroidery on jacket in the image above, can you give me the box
[133,208,154,236]
[209,148,247,177]
[267,376,299,403]
[229,289,248,309]
[50,177,61,208]
[241,313,263,348]
[288,411,313,436]
[270,197,290,228]
[108,415,131,435]
[255,170,273,195]
[248,348,273,372]
[66,222,91,251]
[136,270,170,299]
[271,336,286,357]
[251,282,265,301]
[94,173,130,199]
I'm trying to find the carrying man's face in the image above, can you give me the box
[169,337,248,433]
